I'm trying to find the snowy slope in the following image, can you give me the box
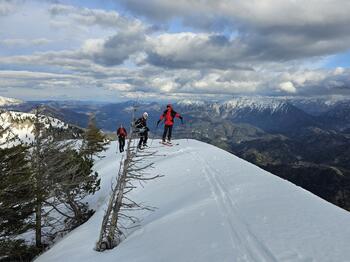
[0,111,68,145]
[0,96,23,106]
[35,140,350,262]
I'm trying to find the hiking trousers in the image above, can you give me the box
[162,125,173,141]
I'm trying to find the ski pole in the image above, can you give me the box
[150,124,158,147]
[184,122,188,143]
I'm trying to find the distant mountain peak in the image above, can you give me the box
[176,99,206,107]
[0,96,23,106]
[218,96,290,114]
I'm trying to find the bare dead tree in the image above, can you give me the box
[96,106,162,251]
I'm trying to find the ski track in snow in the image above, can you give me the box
[190,151,278,262]
[35,140,350,262]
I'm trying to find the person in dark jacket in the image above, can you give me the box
[157,104,183,143]
[117,124,127,152]
[135,112,149,149]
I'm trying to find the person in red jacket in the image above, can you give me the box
[157,104,183,143]
[117,124,127,152]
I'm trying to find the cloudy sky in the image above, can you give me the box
[0,0,350,101]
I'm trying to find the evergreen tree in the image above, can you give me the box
[1,109,102,258]
[0,111,38,261]
[82,114,109,160]
[45,145,100,231]
[28,109,100,247]
[0,145,33,238]
[0,239,39,262]
[30,109,50,249]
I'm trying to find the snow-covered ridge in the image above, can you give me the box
[175,96,350,114]
[176,99,206,107]
[0,111,68,145]
[36,140,350,262]
[174,97,291,114]
[218,96,289,113]
[0,96,23,106]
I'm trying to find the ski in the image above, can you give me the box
[159,141,172,146]
[159,141,179,146]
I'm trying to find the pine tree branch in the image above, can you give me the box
[43,200,74,219]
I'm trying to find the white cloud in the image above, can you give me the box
[0,38,52,47]
[279,81,297,94]
[334,67,345,75]
[82,39,104,54]
[49,4,142,29]
[150,77,180,93]
[119,0,350,29]
[146,32,251,69]
[120,0,350,62]
[1,1,350,100]
[105,83,133,92]
[0,0,22,16]
[83,28,147,66]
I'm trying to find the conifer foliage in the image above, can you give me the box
[82,114,109,160]
[0,111,37,260]
[29,108,101,248]
[0,108,102,261]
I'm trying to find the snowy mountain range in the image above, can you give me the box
[220,97,288,113]
[176,96,350,115]
[175,97,291,114]
[35,140,350,262]
[2,95,350,132]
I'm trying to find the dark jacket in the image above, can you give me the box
[135,117,148,131]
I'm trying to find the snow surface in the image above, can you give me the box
[35,139,350,262]
[174,97,289,113]
[218,97,288,113]
[0,111,68,145]
[0,96,23,106]
[176,99,206,107]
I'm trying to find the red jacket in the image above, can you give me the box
[160,107,182,126]
[117,127,127,137]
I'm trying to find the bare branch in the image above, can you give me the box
[95,106,162,252]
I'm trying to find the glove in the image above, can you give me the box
[156,119,161,127]
[139,127,146,133]
[179,116,184,125]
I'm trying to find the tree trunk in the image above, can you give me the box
[67,194,83,224]
[34,109,43,250]
[35,196,42,249]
